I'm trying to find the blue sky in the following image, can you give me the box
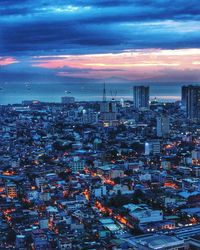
[1,0,200,84]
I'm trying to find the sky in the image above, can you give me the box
[1,0,200,85]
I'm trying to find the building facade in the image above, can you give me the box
[133,86,149,109]
[157,115,170,137]
[182,85,200,121]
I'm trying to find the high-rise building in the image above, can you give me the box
[133,86,149,109]
[100,83,117,125]
[82,110,98,124]
[182,85,200,121]
[157,114,170,137]
[145,140,161,155]
[181,85,187,108]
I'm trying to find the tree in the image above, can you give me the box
[6,228,16,244]
[108,194,131,208]
[133,189,145,200]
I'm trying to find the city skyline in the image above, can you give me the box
[2,2,200,249]
[1,1,200,86]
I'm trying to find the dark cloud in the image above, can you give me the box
[1,20,124,56]
[1,0,200,85]
[1,0,200,56]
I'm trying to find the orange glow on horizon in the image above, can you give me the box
[31,48,200,81]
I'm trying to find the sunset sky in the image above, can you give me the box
[1,0,200,84]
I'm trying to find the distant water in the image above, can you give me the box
[0,82,185,105]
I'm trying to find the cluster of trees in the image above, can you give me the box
[107,189,145,208]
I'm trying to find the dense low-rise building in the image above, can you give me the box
[0,97,199,249]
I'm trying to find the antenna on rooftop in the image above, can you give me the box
[103,82,107,102]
